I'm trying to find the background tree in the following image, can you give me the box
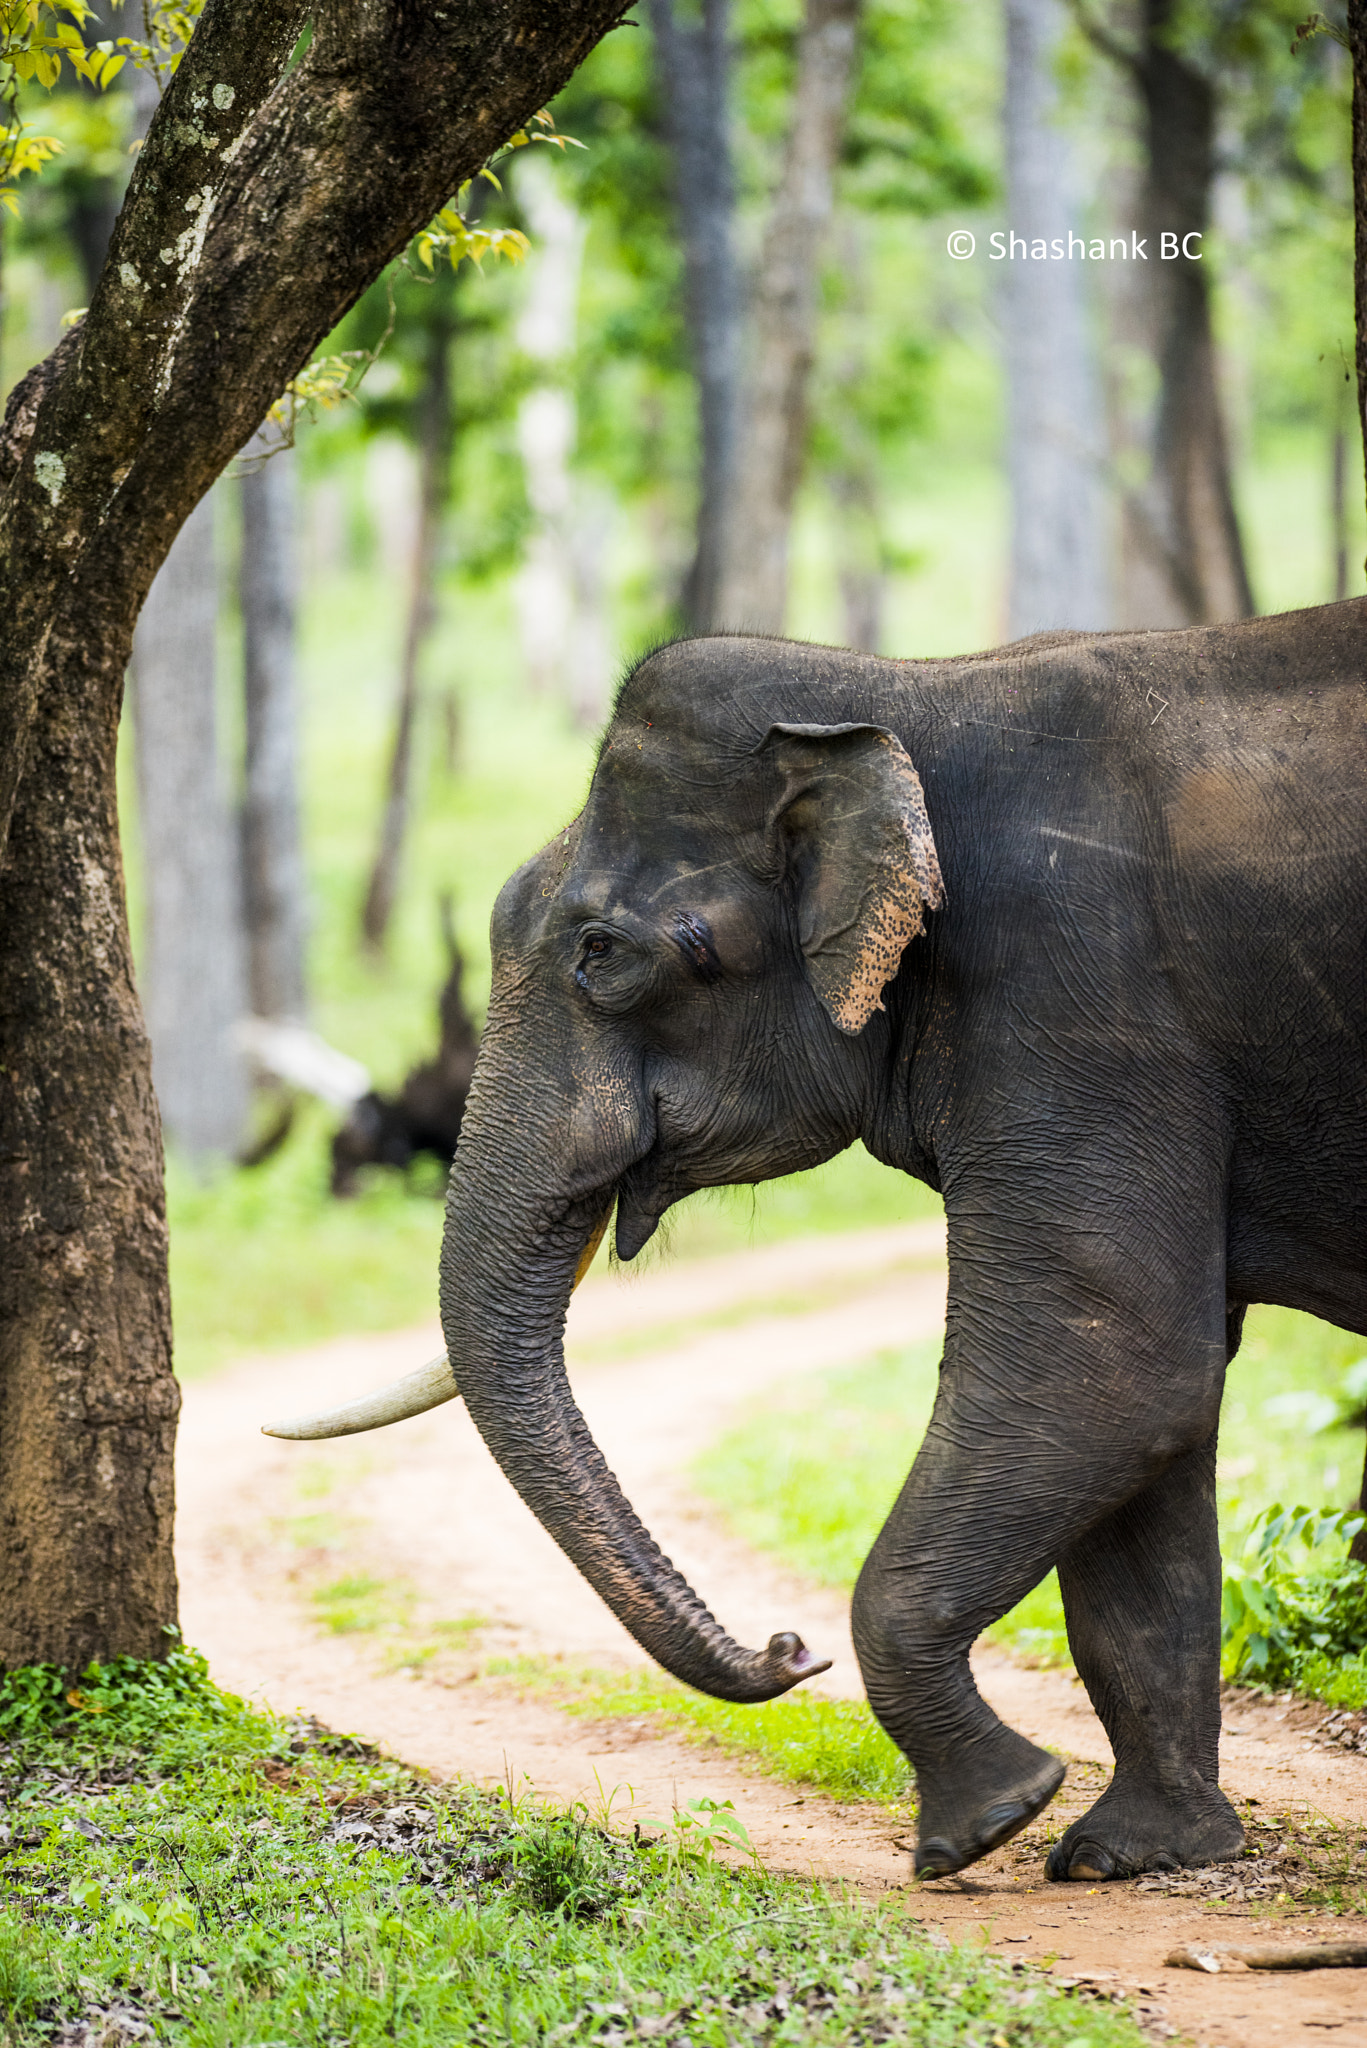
[0,0,630,1673]
[1004,0,1111,634]
[241,439,308,1021]
[648,0,740,633]
[1076,0,1261,625]
[131,493,252,1162]
[361,272,461,955]
[716,0,863,632]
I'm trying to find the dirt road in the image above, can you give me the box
[177,1221,1367,2047]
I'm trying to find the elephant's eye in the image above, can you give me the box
[575,933,616,989]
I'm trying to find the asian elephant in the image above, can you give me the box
[272,599,1367,1884]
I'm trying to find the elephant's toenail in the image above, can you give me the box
[978,1802,1028,1850]
[914,1837,963,1879]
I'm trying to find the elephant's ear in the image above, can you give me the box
[761,721,944,1036]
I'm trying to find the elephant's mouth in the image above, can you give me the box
[611,1146,675,1261]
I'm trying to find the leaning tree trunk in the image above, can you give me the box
[361,279,457,954]
[1004,0,1111,635]
[131,492,251,1161]
[0,0,633,1672]
[241,442,308,1021]
[648,0,741,632]
[715,0,862,634]
[1120,0,1253,626]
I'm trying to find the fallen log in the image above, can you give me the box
[1166,1942,1367,1973]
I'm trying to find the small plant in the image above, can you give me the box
[643,1796,757,1870]
[1222,1503,1367,1689]
[0,1637,239,1748]
[511,1802,629,1916]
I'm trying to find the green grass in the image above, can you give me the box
[489,1658,914,1807]
[0,1658,1147,2048]
[692,1307,1367,1678]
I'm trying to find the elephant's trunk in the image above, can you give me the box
[438,1027,829,1705]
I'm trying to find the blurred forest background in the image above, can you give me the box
[0,0,1359,1388]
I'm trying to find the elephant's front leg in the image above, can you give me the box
[852,1424,1070,1879]
[1048,1428,1243,1880]
[851,1268,1230,1875]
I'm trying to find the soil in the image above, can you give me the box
[177,1220,1367,2047]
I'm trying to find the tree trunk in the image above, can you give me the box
[1120,0,1253,626]
[1351,1426,1367,1565]
[512,149,606,722]
[823,218,883,652]
[241,444,307,1018]
[0,601,178,1669]
[361,282,456,954]
[1332,416,1349,604]
[648,0,740,632]
[1004,0,1111,635]
[131,492,251,1161]
[1350,0,1367,555]
[715,0,862,635]
[0,0,630,1669]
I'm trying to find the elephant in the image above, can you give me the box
[270,598,1367,1884]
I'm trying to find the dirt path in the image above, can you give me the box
[177,1221,1367,2047]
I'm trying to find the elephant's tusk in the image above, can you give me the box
[262,1209,613,1441]
[573,1209,611,1287]
[262,1355,458,1440]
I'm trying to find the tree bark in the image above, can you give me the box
[0,571,178,1669]
[1332,416,1349,603]
[362,283,456,954]
[241,443,307,1018]
[1004,0,1111,635]
[131,492,251,1161]
[1119,0,1254,626]
[0,0,631,1670]
[822,217,883,652]
[513,151,586,701]
[1350,0,1367,553]
[715,0,862,635]
[648,0,740,632]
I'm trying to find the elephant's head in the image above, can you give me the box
[269,639,942,1700]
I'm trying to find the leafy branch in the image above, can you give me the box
[277,108,585,439]
[1292,12,1350,57]
[0,0,205,213]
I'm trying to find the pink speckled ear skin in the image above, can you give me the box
[763,721,945,1035]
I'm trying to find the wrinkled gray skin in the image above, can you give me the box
[439,603,1367,1882]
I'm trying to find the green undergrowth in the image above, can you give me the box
[0,1657,1145,2048]
[487,1658,914,1808]
[1222,1505,1367,1708]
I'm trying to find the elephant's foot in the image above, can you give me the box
[914,1732,1066,1880]
[1045,1773,1243,1882]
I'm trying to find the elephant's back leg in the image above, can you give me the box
[1048,1425,1242,1880]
